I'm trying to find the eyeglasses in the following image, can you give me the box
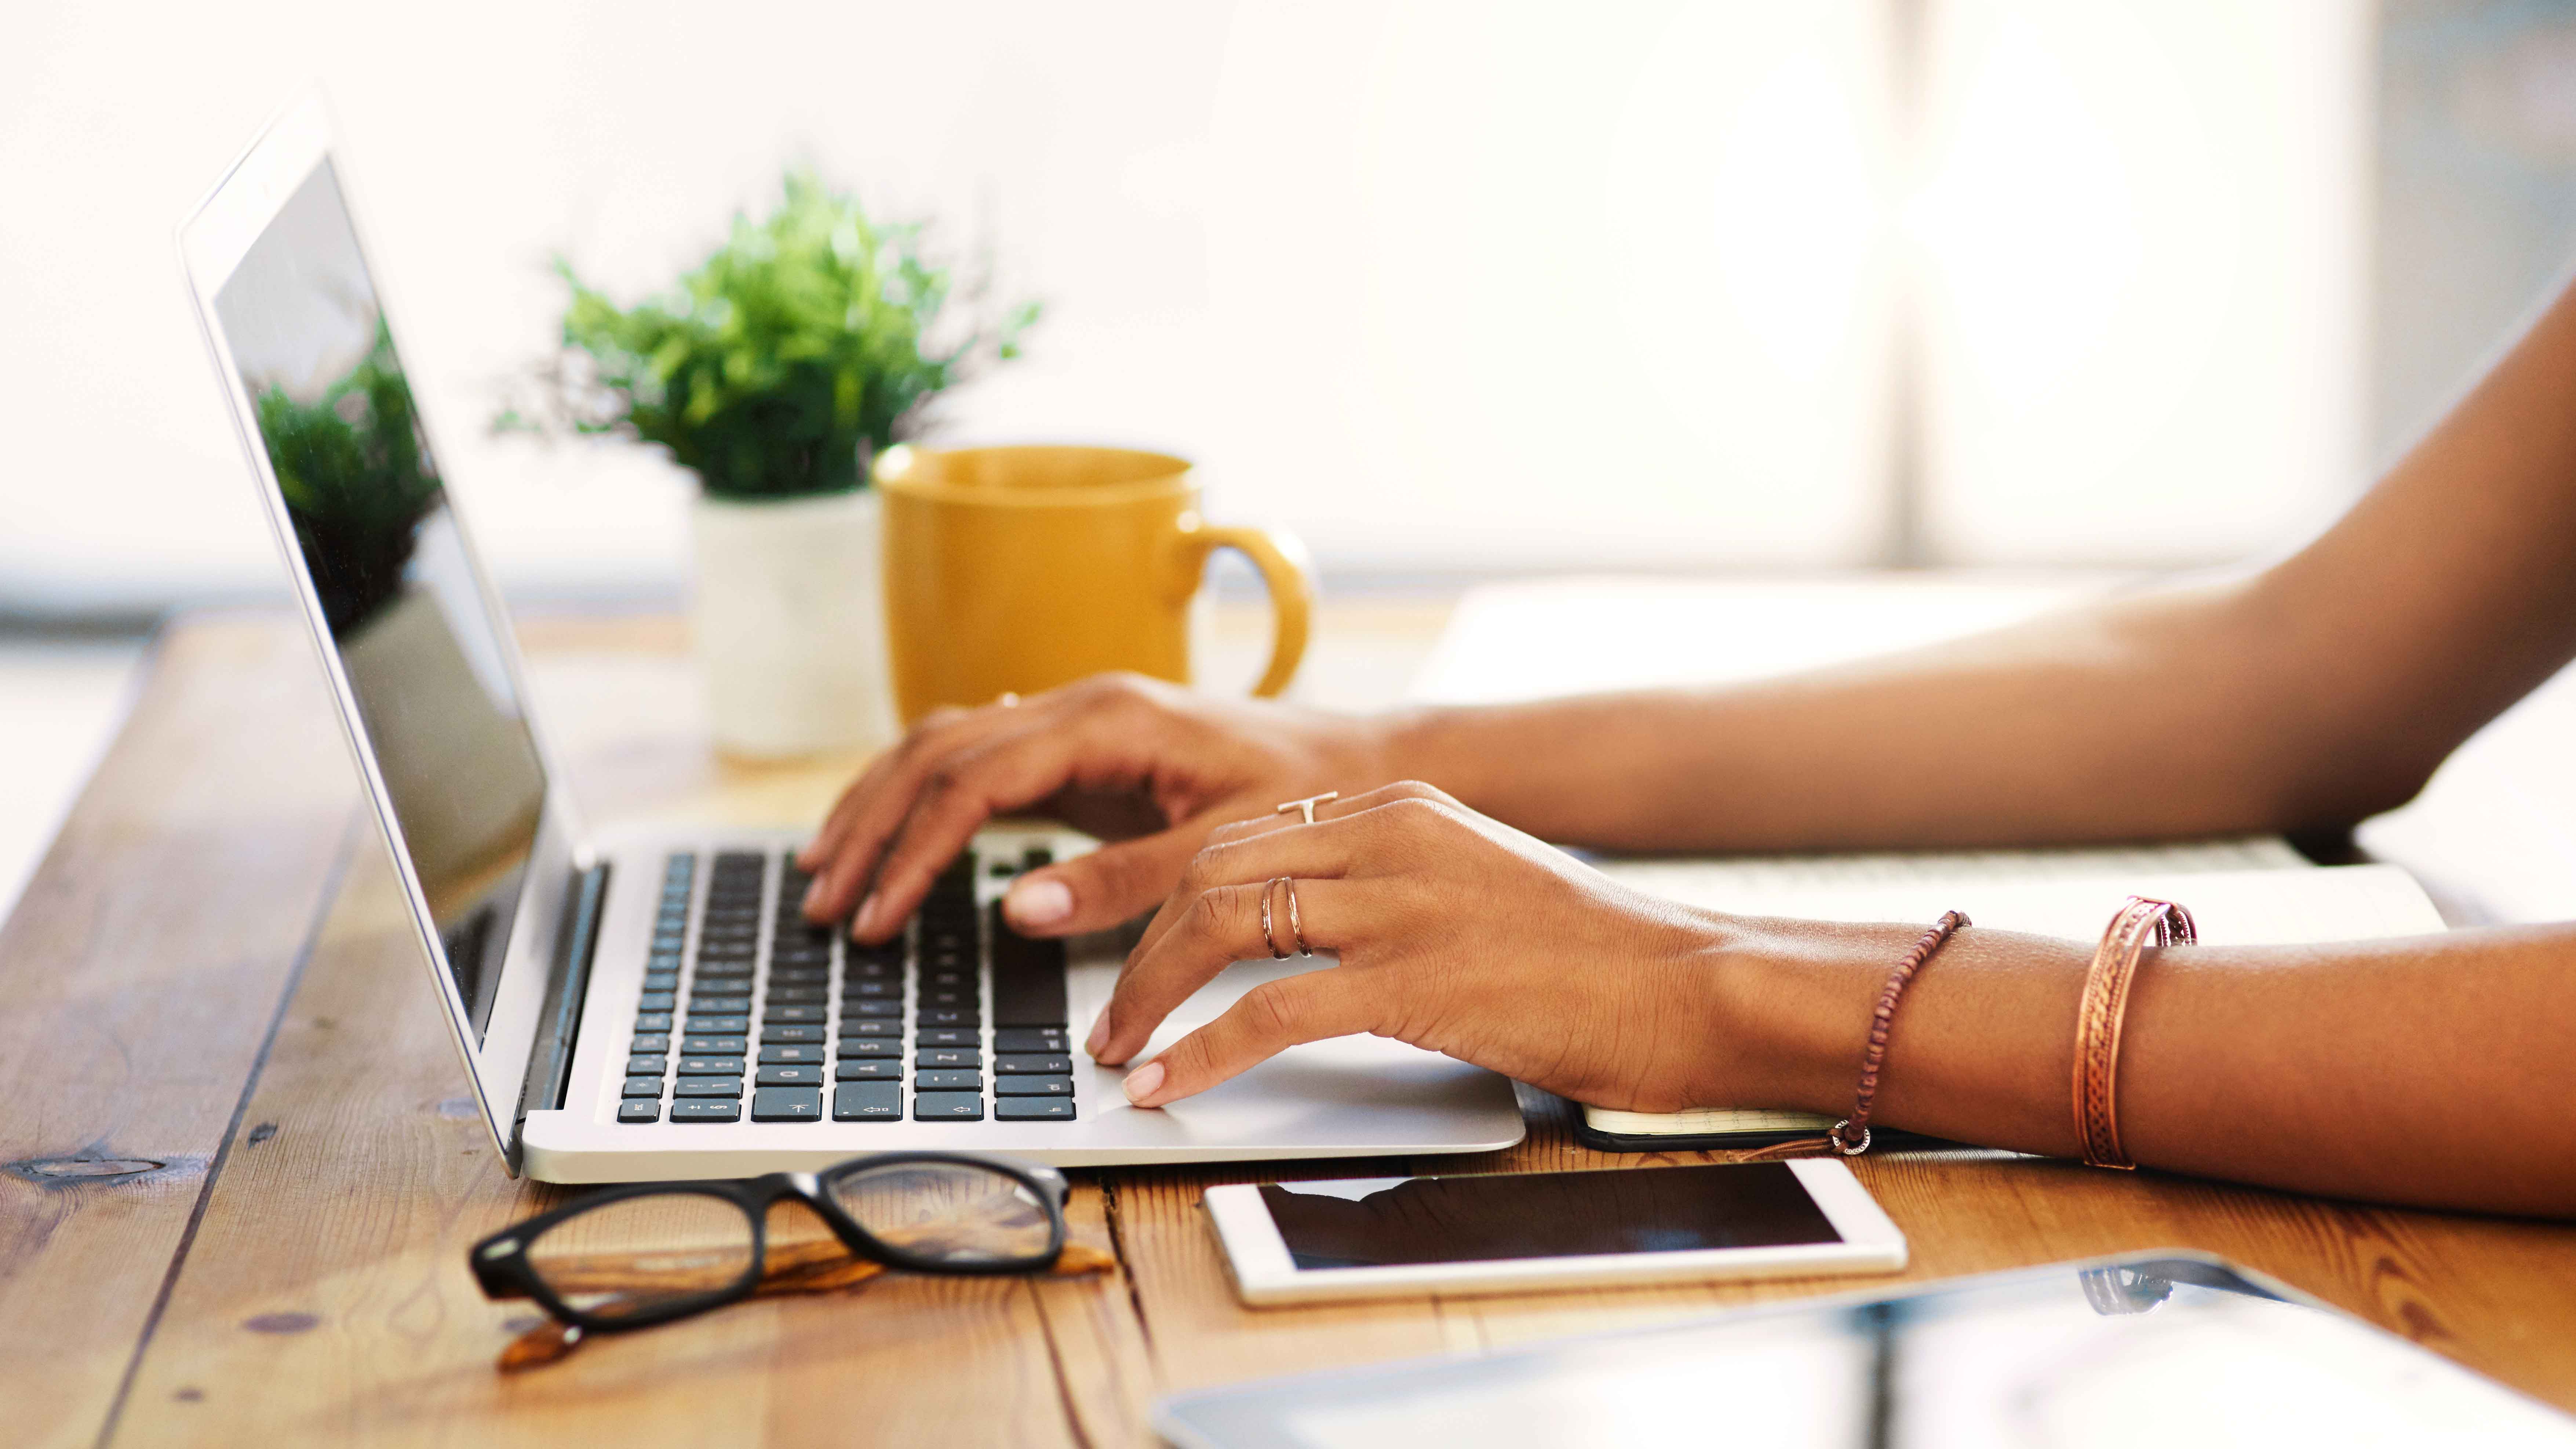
[469,1151,1073,1353]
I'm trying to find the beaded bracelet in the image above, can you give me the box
[2071,896,2197,1169]
[1830,910,1972,1155]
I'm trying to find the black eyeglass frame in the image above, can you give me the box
[468,1150,1071,1333]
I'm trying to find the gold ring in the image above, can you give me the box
[1275,791,1339,826]
[1283,877,1312,957]
[1260,877,1293,959]
[995,692,1021,708]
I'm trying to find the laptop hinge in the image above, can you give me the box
[509,860,610,1174]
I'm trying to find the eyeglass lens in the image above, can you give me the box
[523,1193,758,1320]
[828,1161,1056,1265]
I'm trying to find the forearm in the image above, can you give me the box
[1704,916,2576,1216]
[1372,579,2400,852]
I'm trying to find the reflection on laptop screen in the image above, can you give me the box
[213,159,544,1043]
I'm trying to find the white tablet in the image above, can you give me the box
[1202,1159,1905,1306]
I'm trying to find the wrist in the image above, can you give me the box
[1366,705,1496,810]
[1694,915,1922,1117]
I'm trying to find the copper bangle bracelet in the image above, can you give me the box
[2071,896,2197,1170]
[1830,910,1972,1156]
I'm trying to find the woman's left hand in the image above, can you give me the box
[1088,781,1753,1112]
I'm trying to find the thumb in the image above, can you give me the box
[1000,825,1203,937]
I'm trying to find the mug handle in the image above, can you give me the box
[1176,513,1312,697]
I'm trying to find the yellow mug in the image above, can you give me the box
[875,445,1312,723]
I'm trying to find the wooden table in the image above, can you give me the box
[9,606,2576,1448]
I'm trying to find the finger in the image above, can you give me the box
[1130,788,1460,962]
[999,821,1205,938]
[852,712,1156,943]
[798,704,1020,920]
[1093,876,1381,1066]
[1121,972,1376,1108]
[1194,778,1451,851]
[800,704,972,870]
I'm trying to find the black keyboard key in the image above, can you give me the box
[845,1019,901,1037]
[621,1076,664,1098]
[996,1054,1074,1075]
[993,1028,1070,1054]
[765,985,828,1005]
[642,971,680,992]
[769,1004,826,1024]
[687,1015,750,1034]
[990,906,1070,1026]
[996,1098,1075,1121]
[838,1038,901,1058]
[677,1056,746,1076]
[916,1047,980,1069]
[915,1069,982,1092]
[916,1028,976,1047]
[674,1077,743,1098]
[757,1064,824,1087]
[845,1000,902,1019]
[682,1034,748,1055]
[762,1024,826,1044]
[631,1033,672,1054]
[837,1059,900,1081]
[695,960,755,979]
[625,1054,665,1076]
[995,1074,1075,1097]
[917,1008,980,1028]
[634,1012,673,1032]
[833,1082,900,1120]
[751,1086,825,1122]
[760,1044,824,1065]
[844,979,897,999]
[690,996,752,1015]
[920,985,975,1009]
[913,1091,984,1121]
[617,1100,662,1123]
[670,1099,741,1123]
[637,991,676,1011]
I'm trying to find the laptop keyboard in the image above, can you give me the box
[616,848,1075,1125]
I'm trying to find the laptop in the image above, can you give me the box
[176,94,1524,1183]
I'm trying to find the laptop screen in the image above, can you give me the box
[213,158,546,1044]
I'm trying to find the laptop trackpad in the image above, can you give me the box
[1065,953,1506,1124]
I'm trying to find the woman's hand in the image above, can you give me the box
[798,674,1394,944]
[1090,781,1756,1112]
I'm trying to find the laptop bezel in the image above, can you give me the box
[176,90,586,1171]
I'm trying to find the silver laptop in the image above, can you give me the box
[176,95,1523,1183]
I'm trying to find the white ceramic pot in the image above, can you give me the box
[689,488,898,759]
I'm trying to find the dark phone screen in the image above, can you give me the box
[1258,1163,1841,1271]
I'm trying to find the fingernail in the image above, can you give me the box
[801,878,824,913]
[1122,1060,1166,1106]
[1084,1007,1110,1060]
[850,893,880,939]
[1006,877,1073,929]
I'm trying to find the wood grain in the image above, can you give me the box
[0,617,360,1449]
[28,605,2576,1447]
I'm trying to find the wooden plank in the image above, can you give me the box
[0,616,360,1449]
[109,829,1090,1448]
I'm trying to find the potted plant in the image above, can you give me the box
[506,172,1038,758]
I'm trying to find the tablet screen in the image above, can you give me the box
[1258,1163,1840,1270]
[1160,1256,2576,1449]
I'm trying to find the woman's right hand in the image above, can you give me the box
[797,673,1396,945]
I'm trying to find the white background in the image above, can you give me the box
[1,0,2367,609]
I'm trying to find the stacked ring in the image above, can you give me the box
[1260,877,1293,959]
